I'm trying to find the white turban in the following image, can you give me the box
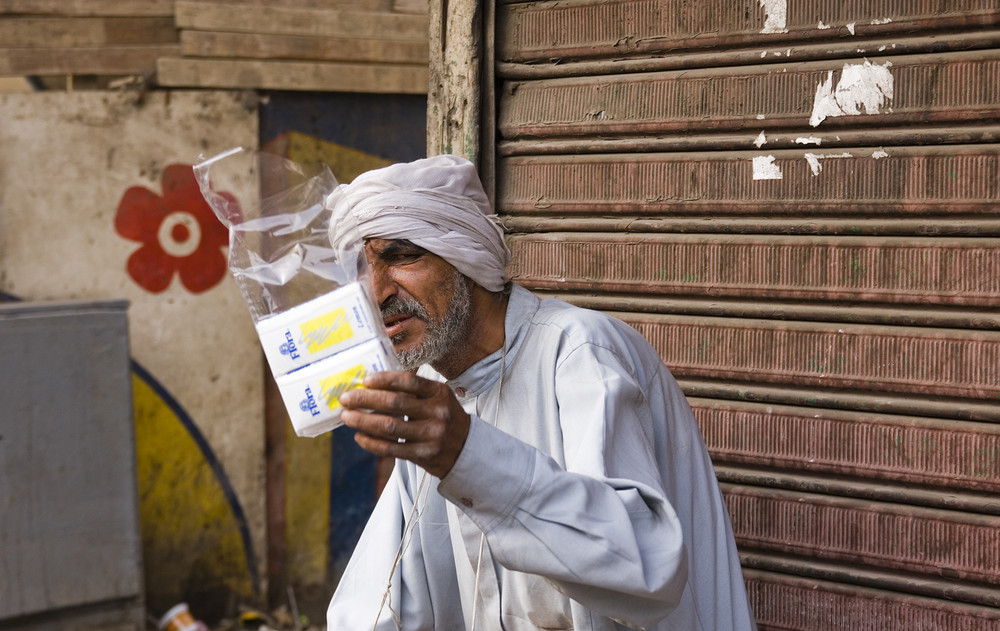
[327,154,510,292]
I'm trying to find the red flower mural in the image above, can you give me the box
[115,164,234,294]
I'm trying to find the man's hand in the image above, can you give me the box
[338,371,471,478]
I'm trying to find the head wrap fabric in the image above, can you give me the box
[327,154,510,292]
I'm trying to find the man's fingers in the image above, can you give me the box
[339,385,416,417]
[336,370,469,478]
[340,408,425,444]
[340,408,398,439]
[363,370,440,397]
[338,370,442,413]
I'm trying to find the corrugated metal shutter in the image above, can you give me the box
[489,1,1000,628]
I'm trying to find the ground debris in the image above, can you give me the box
[209,605,323,631]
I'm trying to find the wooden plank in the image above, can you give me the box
[718,466,1000,518]
[724,484,1000,585]
[550,290,1000,333]
[615,313,1000,400]
[508,233,1000,307]
[499,50,1000,139]
[697,400,1000,492]
[0,46,179,75]
[497,147,1000,217]
[174,1,427,41]
[155,57,428,93]
[498,120,1000,157]
[393,0,427,14]
[181,30,427,64]
[179,0,391,10]
[177,0,425,14]
[498,0,1000,63]
[0,0,174,16]
[744,569,1000,631]
[427,0,480,160]
[0,17,178,47]
[741,552,1000,609]
[497,30,1000,82]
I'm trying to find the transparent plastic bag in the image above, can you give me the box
[195,147,400,436]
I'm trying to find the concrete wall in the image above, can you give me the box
[0,90,262,621]
[0,88,428,623]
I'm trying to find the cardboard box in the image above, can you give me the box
[255,282,381,376]
[274,336,396,437]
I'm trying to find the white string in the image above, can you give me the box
[370,338,508,631]
[470,339,506,631]
[371,465,432,631]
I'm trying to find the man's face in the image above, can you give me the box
[364,238,474,371]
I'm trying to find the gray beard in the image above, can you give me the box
[381,271,473,372]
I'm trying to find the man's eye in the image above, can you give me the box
[389,250,426,264]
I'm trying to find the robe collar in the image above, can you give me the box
[443,284,539,401]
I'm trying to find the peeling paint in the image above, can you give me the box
[818,21,832,29]
[872,18,892,25]
[872,149,890,159]
[753,155,783,180]
[804,152,854,176]
[795,136,823,145]
[810,59,894,127]
[754,131,768,148]
[759,0,787,34]
[846,22,856,35]
[804,153,822,175]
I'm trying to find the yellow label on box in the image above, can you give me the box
[299,307,354,354]
[317,363,367,411]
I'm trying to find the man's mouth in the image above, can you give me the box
[382,310,423,338]
[383,312,410,331]
[380,296,428,340]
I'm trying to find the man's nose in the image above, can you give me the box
[367,259,397,306]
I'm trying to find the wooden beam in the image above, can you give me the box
[180,0,392,11]
[174,1,427,41]
[0,46,179,75]
[0,0,174,16]
[156,57,428,93]
[0,17,178,47]
[427,0,481,163]
[393,0,428,14]
[181,30,427,64]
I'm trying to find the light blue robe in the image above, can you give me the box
[328,285,757,631]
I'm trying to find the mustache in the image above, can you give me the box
[380,294,428,322]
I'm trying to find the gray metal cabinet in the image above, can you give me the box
[0,300,144,631]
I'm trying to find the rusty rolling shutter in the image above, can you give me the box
[491,0,1000,629]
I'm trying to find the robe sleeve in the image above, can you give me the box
[437,340,689,630]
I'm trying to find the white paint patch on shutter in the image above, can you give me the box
[804,152,854,176]
[759,0,787,34]
[810,59,894,127]
[753,155,783,180]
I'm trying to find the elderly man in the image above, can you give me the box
[326,154,757,631]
